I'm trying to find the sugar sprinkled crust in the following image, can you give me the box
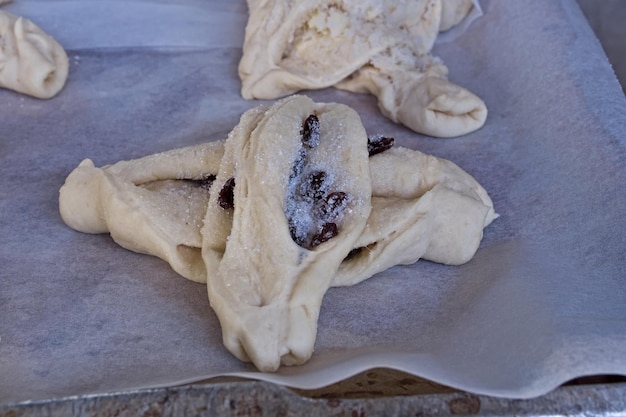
[201,95,371,371]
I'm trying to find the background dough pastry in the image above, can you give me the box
[0,10,68,98]
[238,0,486,137]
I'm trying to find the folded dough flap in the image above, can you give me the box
[332,146,496,287]
[202,95,372,371]
[59,143,224,284]
[369,147,496,223]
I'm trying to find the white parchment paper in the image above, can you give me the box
[1,0,625,404]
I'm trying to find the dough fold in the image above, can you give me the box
[336,55,487,138]
[0,11,68,98]
[59,142,224,283]
[333,147,497,287]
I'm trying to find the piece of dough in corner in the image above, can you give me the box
[0,11,68,98]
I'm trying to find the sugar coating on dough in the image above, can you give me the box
[0,11,68,99]
[239,0,486,138]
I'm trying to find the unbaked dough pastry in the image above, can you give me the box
[59,96,497,372]
[0,10,68,98]
[201,95,372,371]
[59,141,224,283]
[333,146,497,287]
[238,0,486,137]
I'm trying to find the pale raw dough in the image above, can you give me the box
[333,146,497,286]
[59,96,496,372]
[440,0,474,32]
[238,0,486,137]
[335,51,487,138]
[59,141,224,283]
[0,10,68,98]
[201,95,372,371]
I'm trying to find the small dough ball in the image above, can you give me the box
[0,11,68,99]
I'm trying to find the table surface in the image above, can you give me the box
[2,372,626,416]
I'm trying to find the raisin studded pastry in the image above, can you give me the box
[238,0,486,137]
[201,95,372,371]
[59,96,497,372]
[59,141,224,283]
[0,10,68,98]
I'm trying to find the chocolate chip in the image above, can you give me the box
[367,135,394,156]
[302,114,320,148]
[218,177,235,210]
[310,222,338,247]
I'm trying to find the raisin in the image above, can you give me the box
[310,222,338,247]
[218,177,235,210]
[318,191,348,220]
[300,170,327,200]
[302,114,320,148]
[367,135,394,156]
[195,174,217,190]
[289,148,307,182]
